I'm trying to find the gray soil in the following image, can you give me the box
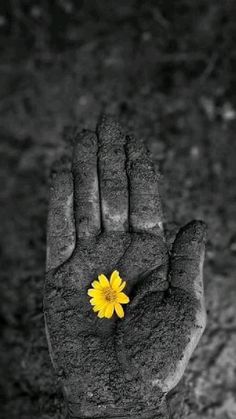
[0,1,236,418]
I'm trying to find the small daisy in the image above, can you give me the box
[87,270,130,319]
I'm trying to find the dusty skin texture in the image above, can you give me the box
[1,2,236,418]
[44,116,206,419]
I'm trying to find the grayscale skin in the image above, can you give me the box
[44,115,207,419]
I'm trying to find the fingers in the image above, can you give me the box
[97,115,129,232]
[47,170,76,271]
[126,135,163,236]
[72,130,101,238]
[170,220,207,304]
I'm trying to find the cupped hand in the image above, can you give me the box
[44,116,207,419]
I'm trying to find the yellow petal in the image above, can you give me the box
[98,307,106,318]
[110,270,122,290]
[98,274,109,288]
[90,298,98,305]
[105,303,115,319]
[93,301,106,311]
[115,303,124,318]
[90,297,105,306]
[117,281,126,292]
[87,289,102,298]
[117,292,130,304]
[92,280,103,290]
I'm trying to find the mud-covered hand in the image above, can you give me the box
[44,116,207,419]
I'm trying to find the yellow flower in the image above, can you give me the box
[87,270,130,319]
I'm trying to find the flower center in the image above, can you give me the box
[104,287,117,302]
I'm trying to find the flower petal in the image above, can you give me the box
[117,292,130,304]
[105,303,115,319]
[93,301,106,311]
[90,298,101,306]
[98,274,110,288]
[98,307,106,318]
[90,298,97,305]
[87,289,102,298]
[92,280,103,290]
[117,281,126,292]
[90,296,107,305]
[110,270,122,290]
[115,303,124,318]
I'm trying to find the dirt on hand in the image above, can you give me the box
[0,1,236,419]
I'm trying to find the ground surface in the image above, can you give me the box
[0,1,236,418]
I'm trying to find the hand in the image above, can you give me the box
[44,116,207,419]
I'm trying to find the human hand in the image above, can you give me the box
[44,115,207,419]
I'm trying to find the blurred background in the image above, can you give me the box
[0,1,235,418]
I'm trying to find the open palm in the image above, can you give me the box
[44,116,206,419]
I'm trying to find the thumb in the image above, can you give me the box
[170,220,207,314]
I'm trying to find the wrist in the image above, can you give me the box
[67,416,169,419]
[66,400,170,419]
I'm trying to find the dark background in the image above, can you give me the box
[0,1,236,418]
